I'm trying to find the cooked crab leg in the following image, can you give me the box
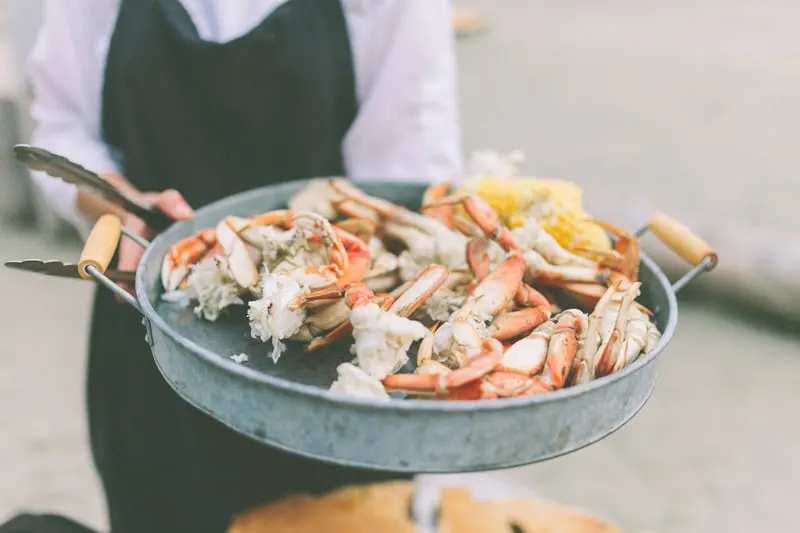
[488,308,551,342]
[588,281,642,378]
[466,236,553,312]
[463,236,553,341]
[301,264,449,353]
[496,320,555,376]
[447,253,526,349]
[161,228,218,291]
[576,219,640,282]
[522,250,608,285]
[334,217,378,245]
[421,181,455,229]
[329,178,456,241]
[614,306,649,372]
[422,193,520,253]
[382,338,504,396]
[332,199,381,221]
[538,309,586,389]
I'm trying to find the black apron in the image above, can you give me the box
[87,1,411,532]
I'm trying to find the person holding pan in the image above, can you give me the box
[11,1,461,532]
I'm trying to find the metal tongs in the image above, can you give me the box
[13,144,173,231]
[5,145,173,282]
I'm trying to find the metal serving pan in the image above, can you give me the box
[19,180,719,473]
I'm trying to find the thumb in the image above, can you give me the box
[153,189,194,221]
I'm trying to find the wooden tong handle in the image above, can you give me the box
[79,214,123,280]
[648,212,718,270]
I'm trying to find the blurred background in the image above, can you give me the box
[1,1,799,532]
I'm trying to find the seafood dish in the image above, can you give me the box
[159,155,661,402]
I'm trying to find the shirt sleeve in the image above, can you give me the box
[341,0,463,184]
[26,0,121,238]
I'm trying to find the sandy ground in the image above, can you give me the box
[2,1,800,532]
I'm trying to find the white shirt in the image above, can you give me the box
[26,0,463,237]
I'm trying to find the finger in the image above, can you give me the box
[118,237,145,275]
[155,189,194,220]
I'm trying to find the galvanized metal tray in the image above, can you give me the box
[47,180,720,473]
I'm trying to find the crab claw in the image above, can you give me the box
[539,309,586,388]
[489,307,551,342]
[466,237,491,281]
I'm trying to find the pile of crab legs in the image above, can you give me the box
[160,178,661,400]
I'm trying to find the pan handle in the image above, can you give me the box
[635,212,718,294]
[79,214,144,312]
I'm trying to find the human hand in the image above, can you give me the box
[117,189,194,297]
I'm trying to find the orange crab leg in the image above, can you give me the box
[387,264,449,316]
[421,181,455,229]
[382,338,504,394]
[466,236,554,313]
[539,310,584,388]
[333,226,371,286]
[334,218,378,244]
[329,178,406,220]
[555,282,652,316]
[421,194,520,253]
[514,283,553,311]
[485,371,535,398]
[576,219,640,282]
[161,228,218,291]
[594,330,621,378]
[490,307,551,342]
[245,209,296,229]
[435,378,499,401]
[466,236,491,281]
[517,376,555,396]
[332,199,380,222]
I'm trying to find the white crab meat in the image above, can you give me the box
[183,256,246,321]
[415,287,465,323]
[435,236,470,271]
[247,272,308,363]
[349,302,428,379]
[413,273,471,323]
[328,362,390,399]
[230,353,249,364]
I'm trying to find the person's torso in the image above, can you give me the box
[101,0,358,208]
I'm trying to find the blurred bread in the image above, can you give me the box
[227,481,415,533]
[438,487,624,533]
[228,480,623,533]
[437,487,512,533]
